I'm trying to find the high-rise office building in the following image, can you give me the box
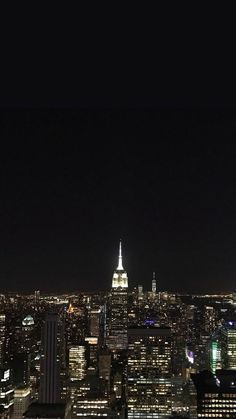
[98,351,111,382]
[22,315,35,354]
[152,272,156,294]
[0,315,5,366]
[39,313,64,404]
[138,285,143,294]
[203,306,216,334]
[13,386,31,419]
[85,337,99,369]
[11,353,31,386]
[138,285,143,301]
[89,307,101,337]
[210,336,221,374]
[72,376,110,418]
[221,321,236,369]
[127,327,172,418]
[108,241,128,350]
[0,367,14,418]
[9,315,35,389]
[69,346,86,381]
[68,345,87,418]
[34,291,40,304]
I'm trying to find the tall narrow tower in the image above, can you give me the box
[152,272,156,294]
[112,241,128,288]
[39,314,64,404]
[108,241,128,350]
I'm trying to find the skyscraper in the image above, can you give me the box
[108,241,128,350]
[210,336,221,374]
[11,353,31,386]
[34,291,40,304]
[69,346,86,381]
[98,349,111,383]
[152,272,156,294]
[89,307,101,337]
[221,321,236,369]
[13,386,31,419]
[127,327,172,418]
[0,367,14,418]
[39,313,64,404]
[22,315,35,353]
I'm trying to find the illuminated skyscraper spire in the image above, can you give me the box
[117,240,124,271]
[112,240,128,288]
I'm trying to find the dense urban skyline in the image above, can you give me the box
[1,110,236,293]
[2,14,236,419]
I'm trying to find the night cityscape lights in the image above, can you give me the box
[1,13,236,418]
[1,244,236,418]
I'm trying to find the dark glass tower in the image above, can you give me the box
[39,313,64,404]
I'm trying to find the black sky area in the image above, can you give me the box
[1,110,236,294]
[1,12,236,293]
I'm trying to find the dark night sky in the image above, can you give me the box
[1,13,236,293]
[1,110,236,293]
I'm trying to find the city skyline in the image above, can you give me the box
[0,239,235,295]
[2,266,236,418]
[2,14,236,419]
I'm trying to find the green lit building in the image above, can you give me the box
[210,338,221,374]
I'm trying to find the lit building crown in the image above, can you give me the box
[112,241,128,288]
[22,315,34,326]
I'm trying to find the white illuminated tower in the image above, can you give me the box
[112,241,128,288]
[109,241,128,350]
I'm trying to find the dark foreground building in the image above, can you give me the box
[192,370,236,418]
[40,314,65,404]
[23,402,71,419]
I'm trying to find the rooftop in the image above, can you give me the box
[24,402,68,418]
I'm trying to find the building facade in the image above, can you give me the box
[0,367,14,419]
[221,322,236,370]
[69,346,86,381]
[192,370,236,418]
[127,327,172,418]
[13,386,31,419]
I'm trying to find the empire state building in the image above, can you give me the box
[108,241,128,350]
